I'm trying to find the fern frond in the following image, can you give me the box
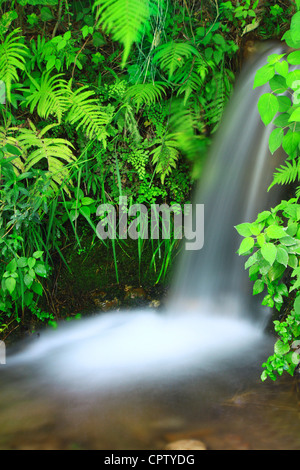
[25,72,69,123]
[17,121,76,193]
[269,160,300,190]
[65,82,110,142]
[93,0,155,67]
[125,82,166,111]
[152,41,199,79]
[0,125,25,173]
[202,70,233,133]
[0,29,28,102]
[151,137,179,184]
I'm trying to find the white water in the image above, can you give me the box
[4,43,286,395]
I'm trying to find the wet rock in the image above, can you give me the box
[164,439,206,450]
[149,300,160,308]
[124,286,147,300]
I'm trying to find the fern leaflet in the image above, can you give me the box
[125,82,166,111]
[17,121,77,193]
[93,0,155,67]
[0,29,28,102]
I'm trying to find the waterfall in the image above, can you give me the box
[169,42,285,319]
[2,44,286,393]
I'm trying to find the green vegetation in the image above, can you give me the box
[236,5,300,381]
[0,0,297,351]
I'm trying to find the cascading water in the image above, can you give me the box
[1,43,297,450]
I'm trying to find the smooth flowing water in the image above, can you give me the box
[1,43,300,450]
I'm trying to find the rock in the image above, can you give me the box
[164,439,206,450]
[124,286,147,300]
[149,300,160,308]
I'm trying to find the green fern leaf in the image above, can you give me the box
[125,82,166,111]
[66,82,110,142]
[25,72,69,123]
[17,121,76,193]
[0,29,28,102]
[152,41,199,79]
[151,137,179,184]
[269,160,300,190]
[0,125,24,173]
[93,0,155,67]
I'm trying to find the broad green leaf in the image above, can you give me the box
[277,96,291,113]
[286,70,300,88]
[235,223,253,237]
[294,295,300,316]
[79,206,91,219]
[5,277,16,295]
[257,93,279,125]
[269,128,283,154]
[245,252,258,269]
[253,64,275,89]
[81,197,95,206]
[269,75,287,94]
[31,281,43,296]
[276,246,288,267]
[287,51,300,65]
[266,224,286,239]
[24,273,34,287]
[253,279,264,295]
[6,258,17,273]
[34,263,47,278]
[261,242,277,265]
[289,107,300,122]
[274,340,290,355]
[17,257,28,268]
[238,237,254,255]
[288,254,298,269]
[282,130,300,155]
[275,60,288,77]
[33,251,44,259]
[28,257,36,269]
[268,263,285,282]
[257,233,265,247]
[291,11,300,43]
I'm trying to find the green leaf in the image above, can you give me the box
[269,75,287,94]
[289,107,300,122]
[266,224,286,239]
[245,252,258,269]
[274,340,290,355]
[275,60,289,77]
[257,93,279,125]
[6,258,17,273]
[269,128,283,154]
[287,51,300,65]
[24,273,34,287]
[79,206,91,219]
[261,243,277,265]
[33,251,44,259]
[235,223,253,237]
[291,11,300,43]
[282,130,300,154]
[253,279,264,295]
[276,246,288,267]
[238,237,254,255]
[40,6,54,21]
[31,281,43,296]
[27,257,36,269]
[81,197,95,206]
[34,263,47,278]
[5,277,16,295]
[253,64,275,88]
[294,295,300,316]
[17,257,28,268]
